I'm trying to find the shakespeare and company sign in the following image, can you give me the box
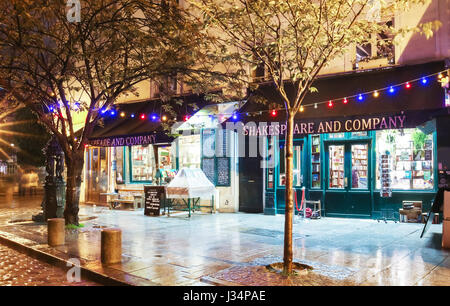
[244,114,408,136]
[88,134,157,147]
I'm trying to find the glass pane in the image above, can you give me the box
[91,148,99,190]
[131,145,154,182]
[329,145,344,188]
[351,144,368,189]
[375,128,434,190]
[178,135,201,168]
[311,135,321,188]
[293,145,302,187]
[351,131,368,137]
[279,144,301,186]
[329,133,345,139]
[158,146,173,169]
[99,147,108,192]
[115,147,124,184]
[279,145,285,186]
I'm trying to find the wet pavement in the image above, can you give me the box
[0,195,449,286]
[0,243,100,286]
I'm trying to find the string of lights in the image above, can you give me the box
[49,69,449,122]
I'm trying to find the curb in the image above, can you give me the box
[0,232,154,286]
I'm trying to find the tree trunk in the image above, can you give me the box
[64,149,84,226]
[283,112,295,275]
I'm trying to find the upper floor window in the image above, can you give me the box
[355,20,394,69]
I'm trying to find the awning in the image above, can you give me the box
[173,101,244,133]
[238,60,446,123]
[87,94,213,147]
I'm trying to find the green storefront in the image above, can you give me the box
[238,60,450,218]
[265,126,441,218]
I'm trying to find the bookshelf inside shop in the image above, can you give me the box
[311,135,321,188]
[329,145,344,188]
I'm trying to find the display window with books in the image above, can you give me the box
[351,144,368,189]
[329,145,345,189]
[375,128,434,190]
[311,135,321,188]
[130,145,155,182]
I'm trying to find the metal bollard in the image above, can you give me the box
[47,218,65,246]
[101,228,122,265]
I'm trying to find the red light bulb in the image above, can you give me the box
[270,109,277,117]
[328,100,333,107]
[343,98,348,104]
[140,114,146,120]
[405,82,411,89]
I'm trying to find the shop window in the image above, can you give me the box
[311,135,321,188]
[351,144,368,189]
[354,20,395,69]
[115,147,124,184]
[130,145,155,182]
[279,143,302,187]
[158,146,174,169]
[179,135,201,169]
[329,145,345,188]
[376,129,434,190]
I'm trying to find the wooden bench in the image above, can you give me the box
[108,189,144,210]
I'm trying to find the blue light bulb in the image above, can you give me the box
[421,77,428,85]
[358,94,364,101]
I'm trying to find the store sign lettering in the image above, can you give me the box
[244,115,406,136]
[88,135,157,147]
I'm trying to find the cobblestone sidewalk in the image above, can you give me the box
[0,243,101,286]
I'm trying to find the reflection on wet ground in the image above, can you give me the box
[0,195,449,286]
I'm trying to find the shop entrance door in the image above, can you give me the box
[325,142,371,217]
[86,147,108,204]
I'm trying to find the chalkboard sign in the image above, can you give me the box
[202,158,215,184]
[144,186,165,216]
[217,157,230,186]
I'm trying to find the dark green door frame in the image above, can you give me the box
[324,139,372,218]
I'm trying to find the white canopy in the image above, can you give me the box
[165,168,216,199]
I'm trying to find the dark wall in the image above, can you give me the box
[436,114,450,170]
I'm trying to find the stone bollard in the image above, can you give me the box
[47,218,65,246]
[101,228,122,265]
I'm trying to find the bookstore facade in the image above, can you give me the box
[239,60,450,218]
[261,115,444,218]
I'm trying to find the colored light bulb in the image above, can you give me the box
[120,112,125,118]
[271,109,277,117]
[131,113,135,118]
[299,106,304,112]
[140,114,146,120]
[328,100,333,107]
[421,77,428,85]
[357,94,364,101]
[373,91,379,98]
[162,115,167,121]
[405,82,411,89]
[389,86,395,94]
[343,98,348,104]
